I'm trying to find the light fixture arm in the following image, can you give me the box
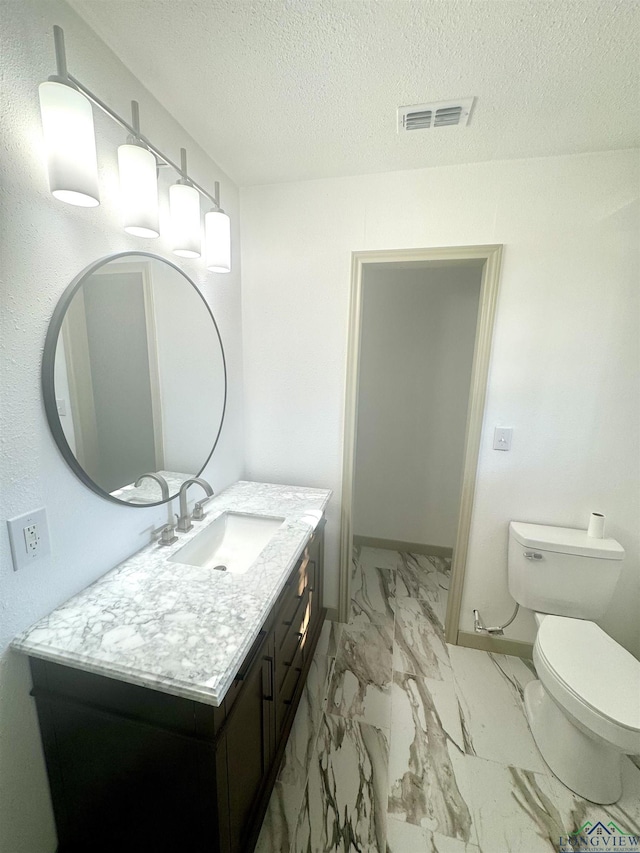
[129,99,142,144]
[48,26,222,211]
[179,147,191,184]
[52,24,69,81]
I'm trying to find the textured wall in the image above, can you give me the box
[353,266,482,548]
[0,3,244,851]
[240,149,640,657]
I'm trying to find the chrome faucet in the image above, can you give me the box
[135,471,169,502]
[177,477,214,532]
[135,472,178,546]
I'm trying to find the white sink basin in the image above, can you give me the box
[169,512,285,575]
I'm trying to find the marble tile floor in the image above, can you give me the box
[255,547,640,853]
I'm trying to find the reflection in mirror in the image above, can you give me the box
[46,254,226,505]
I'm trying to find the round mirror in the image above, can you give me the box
[43,252,227,506]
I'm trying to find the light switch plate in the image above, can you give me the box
[493,427,513,451]
[7,507,51,571]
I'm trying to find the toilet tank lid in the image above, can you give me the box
[509,522,625,560]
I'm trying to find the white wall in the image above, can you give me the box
[152,260,227,474]
[0,3,244,851]
[353,265,481,548]
[240,148,640,658]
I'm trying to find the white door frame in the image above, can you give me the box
[338,245,503,644]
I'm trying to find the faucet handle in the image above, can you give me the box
[152,517,178,546]
[193,494,215,521]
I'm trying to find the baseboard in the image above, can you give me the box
[456,629,534,660]
[324,607,340,622]
[352,535,453,558]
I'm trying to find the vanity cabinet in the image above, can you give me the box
[29,523,326,853]
[222,629,276,851]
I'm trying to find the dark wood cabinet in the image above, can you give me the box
[29,523,326,853]
[222,632,275,853]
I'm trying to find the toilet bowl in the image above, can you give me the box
[508,521,640,804]
[526,614,640,803]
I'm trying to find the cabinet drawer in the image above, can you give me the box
[275,565,309,649]
[275,632,305,736]
[287,553,310,597]
[276,589,305,646]
[283,662,303,708]
[276,615,306,693]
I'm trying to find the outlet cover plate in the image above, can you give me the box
[7,507,50,572]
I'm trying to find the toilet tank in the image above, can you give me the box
[508,522,624,620]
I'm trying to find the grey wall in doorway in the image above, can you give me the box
[353,264,482,548]
[82,271,157,492]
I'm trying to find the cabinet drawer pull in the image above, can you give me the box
[284,668,303,705]
[235,630,267,681]
[283,633,304,667]
[263,655,274,702]
[306,559,316,594]
[283,590,306,627]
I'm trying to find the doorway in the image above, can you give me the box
[339,246,503,644]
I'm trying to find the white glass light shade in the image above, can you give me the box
[169,183,201,258]
[117,144,159,238]
[205,210,231,273]
[38,80,100,207]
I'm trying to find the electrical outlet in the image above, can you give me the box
[24,523,41,556]
[7,507,51,572]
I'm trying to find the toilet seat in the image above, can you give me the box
[534,616,640,756]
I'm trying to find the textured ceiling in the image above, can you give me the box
[67,0,640,186]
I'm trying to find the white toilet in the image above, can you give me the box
[508,521,640,804]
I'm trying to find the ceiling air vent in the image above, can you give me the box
[398,98,475,133]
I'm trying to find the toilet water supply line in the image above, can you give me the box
[473,603,519,636]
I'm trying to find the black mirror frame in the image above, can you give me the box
[41,251,227,507]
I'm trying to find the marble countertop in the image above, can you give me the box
[12,481,331,707]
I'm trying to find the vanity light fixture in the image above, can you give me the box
[205,201,231,273]
[117,101,160,238]
[38,27,100,207]
[38,26,231,271]
[170,149,201,259]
